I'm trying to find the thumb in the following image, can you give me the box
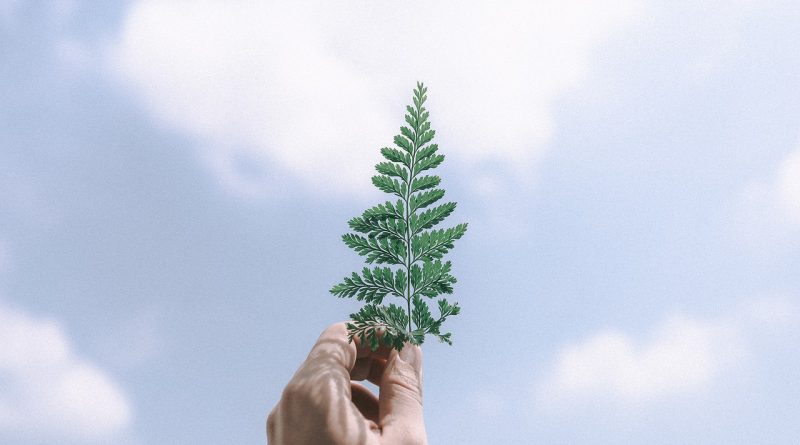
[379,344,427,444]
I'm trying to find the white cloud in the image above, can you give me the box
[537,315,742,405]
[110,0,643,198]
[0,302,132,438]
[737,146,800,248]
[776,148,800,224]
[535,297,796,408]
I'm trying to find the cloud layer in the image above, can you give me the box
[110,0,643,197]
[776,148,800,224]
[536,298,796,408]
[738,146,800,248]
[0,302,132,438]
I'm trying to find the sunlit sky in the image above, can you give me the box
[2,1,800,444]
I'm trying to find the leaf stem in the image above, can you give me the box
[403,86,424,335]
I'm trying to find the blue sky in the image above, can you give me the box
[1,1,799,444]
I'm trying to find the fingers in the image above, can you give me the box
[272,323,383,444]
[379,344,428,444]
[351,356,387,385]
[305,322,358,372]
[270,324,427,444]
[352,329,390,385]
[303,322,391,374]
[354,331,393,360]
[367,358,387,386]
[351,382,380,425]
[266,405,278,442]
[297,322,392,401]
[281,323,355,420]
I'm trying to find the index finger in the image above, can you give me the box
[297,323,391,384]
[278,323,384,444]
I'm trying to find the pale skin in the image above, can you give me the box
[267,323,427,445]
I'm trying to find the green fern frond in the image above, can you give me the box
[411,223,468,263]
[411,202,456,235]
[331,82,467,350]
[330,266,407,304]
[410,175,441,193]
[347,216,405,241]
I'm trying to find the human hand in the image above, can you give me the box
[267,323,427,445]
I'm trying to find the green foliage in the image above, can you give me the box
[330,266,406,304]
[331,82,467,350]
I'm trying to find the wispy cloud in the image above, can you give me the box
[0,301,132,439]
[109,0,644,198]
[535,297,797,409]
[737,145,800,249]
[749,145,800,227]
[775,148,800,225]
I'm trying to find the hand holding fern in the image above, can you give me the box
[267,323,427,445]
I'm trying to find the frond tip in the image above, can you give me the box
[333,82,467,350]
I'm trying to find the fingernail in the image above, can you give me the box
[399,344,421,369]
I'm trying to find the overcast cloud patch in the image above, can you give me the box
[109,0,644,198]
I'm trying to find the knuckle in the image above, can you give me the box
[280,381,308,406]
[385,372,423,405]
[321,322,348,338]
[266,408,277,436]
[279,380,326,418]
[389,359,423,393]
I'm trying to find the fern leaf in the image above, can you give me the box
[410,175,441,193]
[410,188,445,212]
[414,154,445,175]
[330,266,405,303]
[410,260,456,298]
[348,303,410,350]
[342,233,405,265]
[372,175,406,197]
[411,223,468,263]
[416,143,439,161]
[400,126,415,143]
[417,130,435,147]
[411,202,456,234]
[334,82,467,350]
[375,162,408,181]
[361,200,404,222]
[380,147,411,167]
[348,216,405,241]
